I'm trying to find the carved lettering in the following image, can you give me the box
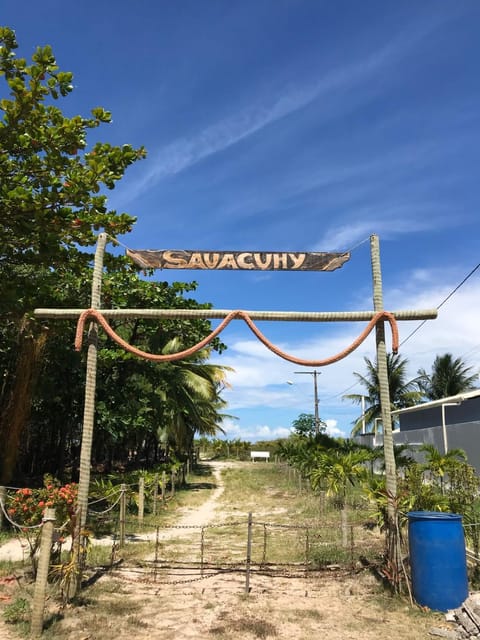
[290,253,306,269]
[162,250,188,267]
[217,253,238,269]
[187,253,207,269]
[273,253,289,269]
[254,253,272,270]
[237,253,255,269]
[203,253,220,268]
[126,248,350,271]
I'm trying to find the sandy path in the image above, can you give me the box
[0,462,443,639]
[0,461,229,564]
[160,460,228,530]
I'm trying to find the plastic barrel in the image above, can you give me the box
[408,511,468,611]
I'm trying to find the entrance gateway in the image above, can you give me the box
[34,233,437,590]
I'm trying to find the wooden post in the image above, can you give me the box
[0,486,6,530]
[370,234,397,515]
[161,471,166,503]
[245,512,253,594]
[154,526,160,583]
[171,470,176,497]
[119,484,126,548]
[341,509,348,548]
[370,234,401,582]
[31,508,56,637]
[77,233,107,532]
[138,478,144,523]
[319,490,326,515]
[305,527,310,573]
[152,474,158,516]
[261,523,267,566]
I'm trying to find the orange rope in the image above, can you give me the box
[75,308,398,366]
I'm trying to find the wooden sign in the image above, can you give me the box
[126,249,350,272]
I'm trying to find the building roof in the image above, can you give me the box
[391,389,480,416]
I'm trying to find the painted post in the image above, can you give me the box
[77,233,107,532]
[370,234,401,582]
[31,508,56,637]
[73,233,107,594]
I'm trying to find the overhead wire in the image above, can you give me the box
[329,258,480,401]
[399,260,480,348]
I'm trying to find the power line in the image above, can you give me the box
[399,260,480,348]
[330,259,480,400]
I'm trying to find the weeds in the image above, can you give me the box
[3,596,30,625]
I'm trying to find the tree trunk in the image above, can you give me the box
[0,319,48,484]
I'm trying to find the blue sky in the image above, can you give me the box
[4,1,480,440]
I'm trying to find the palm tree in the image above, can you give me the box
[420,443,467,494]
[157,339,234,458]
[417,353,478,400]
[344,353,423,436]
[309,448,370,504]
[310,447,370,547]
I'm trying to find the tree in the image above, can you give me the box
[420,443,466,494]
[344,353,423,436]
[154,340,233,458]
[0,26,146,483]
[310,446,370,546]
[291,413,326,438]
[417,353,478,400]
[0,26,146,311]
[0,27,233,484]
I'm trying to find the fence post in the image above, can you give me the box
[154,526,160,583]
[319,490,326,515]
[138,478,144,523]
[305,527,310,574]
[261,524,267,566]
[200,527,205,577]
[341,509,348,548]
[119,484,126,548]
[161,471,166,503]
[350,525,355,567]
[0,486,6,530]
[245,512,253,594]
[152,474,159,516]
[30,508,56,637]
[171,470,176,497]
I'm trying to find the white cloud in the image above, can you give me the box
[213,271,480,440]
[221,419,293,442]
[120,15,447,204]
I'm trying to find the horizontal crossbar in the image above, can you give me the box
[34,308,438,322]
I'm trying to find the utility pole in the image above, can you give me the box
[294,370,321,434]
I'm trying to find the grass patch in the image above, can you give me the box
[210,615,277,638]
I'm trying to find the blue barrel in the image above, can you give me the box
[408,511,468,611]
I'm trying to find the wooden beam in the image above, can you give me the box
[34,307,438,322]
